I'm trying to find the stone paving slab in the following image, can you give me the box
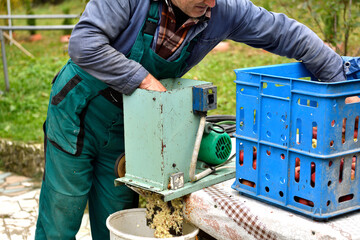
[0,170,39,197]
[0,172,12,180]
[0,171,91,239]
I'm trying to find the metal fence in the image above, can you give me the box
[0,14,79,92]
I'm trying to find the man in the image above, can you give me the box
[35,0,350,239]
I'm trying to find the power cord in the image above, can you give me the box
[206,115,236,136]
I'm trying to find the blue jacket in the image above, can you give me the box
[68,0,346,95]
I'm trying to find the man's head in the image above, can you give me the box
[171,0,216,18]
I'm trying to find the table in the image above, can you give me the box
[184,179,360,240]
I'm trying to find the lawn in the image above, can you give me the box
[0,0,358,143]
[0,1,84,142]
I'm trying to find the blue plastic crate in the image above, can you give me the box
[231,62,360,220]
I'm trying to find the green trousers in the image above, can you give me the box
[35,60,138,239]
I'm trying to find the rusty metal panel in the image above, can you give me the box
[121,78,211,191]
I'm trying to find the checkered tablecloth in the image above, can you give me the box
[184,179,360,240]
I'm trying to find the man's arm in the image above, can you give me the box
[226,0,346,82]
[68,0,158,94]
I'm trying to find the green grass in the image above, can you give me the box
[0,0,291,143]
[0,37,291,143]
[0,54,66,142]
[0,1,82,142]
[0,0,358,143]
[184,42,292,116]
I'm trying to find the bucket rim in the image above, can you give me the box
[106,208,199,240]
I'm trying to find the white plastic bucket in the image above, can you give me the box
[106,208,199,240]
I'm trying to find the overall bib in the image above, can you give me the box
[35,1,196,239]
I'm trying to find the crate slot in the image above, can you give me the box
[252,146,257,170]
[352,156,356,180]
[294,196,314,207]
[339,158,344,183]
[311,162,316,187]
[339,194,354,203]
[328,162,333,186]
[265,173,270,180]
[237,85,259,97]
[266,131,271,138]
[345,95,360,104]
[354,116,359,142]
[253,109,257,134]
[239,178,255,188]
[239,145,244,166]
[342,118,347,144]
[331,120,336,127]
[266,150,271,156]
[312,122,317,148]
[295,157,300,182]
[298,98,318,108]
[262,81,290,99]
[296,118,302,144]
[239,107,244,130]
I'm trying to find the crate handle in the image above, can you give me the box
[261,80,290,99]
[339,194,354,203]
[297,98,318,108]
[239,178,255,188]
[294,196,314,207]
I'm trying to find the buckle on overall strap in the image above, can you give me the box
[143,19,157,35]
[143,0,160,36]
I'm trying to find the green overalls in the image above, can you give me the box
[35,1,196,239]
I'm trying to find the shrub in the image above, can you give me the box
[24,0,37,35]
[279,0,360,55]
[62,7,72,35]
[32,0,65,6]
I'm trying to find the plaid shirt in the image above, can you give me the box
[156,0,211,59]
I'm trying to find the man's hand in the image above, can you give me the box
[139,73,167,92]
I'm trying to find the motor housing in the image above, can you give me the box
[198,129,232,165]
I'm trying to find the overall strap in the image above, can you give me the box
[128,0,160,62]
[143,0,159,36]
